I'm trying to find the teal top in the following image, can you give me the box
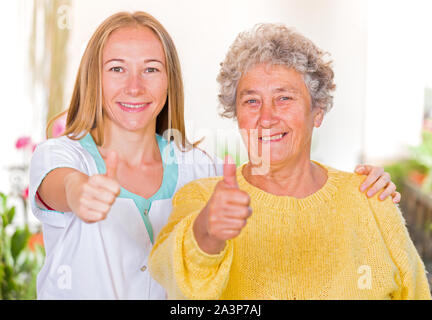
[79,133,179,244]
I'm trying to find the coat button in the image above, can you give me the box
[140,265,147,272]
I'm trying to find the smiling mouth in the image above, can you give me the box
[117,102,151,112]
[259,132,288,142]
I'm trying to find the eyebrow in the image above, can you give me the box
[103,58,165,66]
[273,87,299,94]
[238,87,299,97]
[238,89,259,97]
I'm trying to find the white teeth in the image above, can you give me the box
[120,103,147,108]
[261,133,284,141]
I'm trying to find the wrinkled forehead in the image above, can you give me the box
[236,63,309,96]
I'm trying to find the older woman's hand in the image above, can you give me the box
[355,165,401,204]
[193,155,252,255]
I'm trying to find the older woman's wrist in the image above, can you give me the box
[193,207,226,255]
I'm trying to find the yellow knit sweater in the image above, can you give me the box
[149,163,431,300]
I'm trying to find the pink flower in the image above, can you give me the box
[424,119,432,132]
[52,116,66,138]
[22,186,29,200]
[15,136,32,149]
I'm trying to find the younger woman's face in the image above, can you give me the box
[102,26,168,133]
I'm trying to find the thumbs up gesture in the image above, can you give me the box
[193,155,252,254]
[64,151,121,223]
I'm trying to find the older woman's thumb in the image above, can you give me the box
[223,154,238,188]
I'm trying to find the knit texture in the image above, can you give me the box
[149,163,431,300]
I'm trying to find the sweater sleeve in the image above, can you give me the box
[148,180,234,299]
[368,195,431,300]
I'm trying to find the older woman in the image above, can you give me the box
[148,24,431,300]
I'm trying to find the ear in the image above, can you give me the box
[313,107,325,128]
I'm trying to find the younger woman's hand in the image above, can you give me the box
[64,151,121,223]
[355,165,401,204]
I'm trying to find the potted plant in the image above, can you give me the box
[0,192,45,300]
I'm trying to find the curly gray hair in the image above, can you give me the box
[217,23,336,118]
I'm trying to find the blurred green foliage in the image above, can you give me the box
[384,131,432,192]
[0,192,45,300]
[384,159,427,191]
[217,143,247,168]
[410,131,432,193]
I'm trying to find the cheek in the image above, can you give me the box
[236,108,258,130]
[284,108,312,130]
[152,79,167,95]
[290,117,306,132]
[237,116,254,143]
[102,75,121,101]
[148,77,168,104]
[288,118,315,149]
[237,118,263,153]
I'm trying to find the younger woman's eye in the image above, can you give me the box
[145,67,159,73]
[109,66,123,73]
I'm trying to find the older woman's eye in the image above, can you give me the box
[280,96,293,101]
[246,99,258,104]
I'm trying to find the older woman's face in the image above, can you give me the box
[236,63,324,167]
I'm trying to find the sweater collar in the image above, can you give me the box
[236,161,341,211]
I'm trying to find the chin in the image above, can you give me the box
[263,147,292,162]
[118,117,153,130]
[248,152,290,169]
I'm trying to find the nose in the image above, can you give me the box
[258,101,277,128]
[124,72,144,97]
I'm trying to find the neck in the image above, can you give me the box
[95,119,161,167]
[243,153,327,198]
